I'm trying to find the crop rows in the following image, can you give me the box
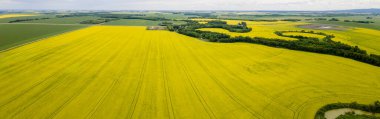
[0,26,380,119]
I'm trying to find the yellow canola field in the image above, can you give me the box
[198,27,297,40]
[196,19,380,54]
[0,14,36,19]
[327,28,380,55]
[1,26,380,119]
[197,20,301,41]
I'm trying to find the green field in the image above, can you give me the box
[145,13,192,19]
[110,12,193,19]
[103,19,161,26]
[20,16,101,24]
[0,24,86,50]
[104,19,186,26]
[0,14,54,23]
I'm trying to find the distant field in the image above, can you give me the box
[20,16,101,24]
[311,16,380,30]
[0,14,54,23]
[109,12,191,19]
[216,14,380,30]
[0,14,36,19]
[196,19,380,54]
[145,13,192,19]
[104,19,185,26]
[104,19,162,26]
[0,24,86,50]
[0,26,379,119]
[196,20,301,41]
[312,20,380,31]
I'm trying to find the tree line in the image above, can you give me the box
[315,101,380,119]
[168,20,380,67]
[167,20,250,42]
[8,17,50,23]
[79,18,118,24]
[344,20,375,24]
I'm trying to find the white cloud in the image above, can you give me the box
[0,0,379,10]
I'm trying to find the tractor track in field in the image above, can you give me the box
[177,37,264,119]
[3,32,108,118]
[46,34,117,119]
[204,42,293,113]
[2,26,380,119]
[86,78,120,119]
[85,31,135,119]
[176,38,311,118]
[9,74,71,118]
[126,33,152,119]
[158,35,176,119]
[0,40,98,109]
[204,46,295,118]
[0,30,104,109]
[168,35,217,119]
[0,30,102,83]
[112,32,145,118]
[203,44,344,118]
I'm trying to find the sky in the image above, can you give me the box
[0,0,380,11]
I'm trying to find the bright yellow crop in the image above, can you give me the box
[195,19,380,54]
[197,20,304,41]
[0,14,36,19]
[0,26,380,119]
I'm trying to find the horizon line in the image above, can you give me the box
[1,8,380,12]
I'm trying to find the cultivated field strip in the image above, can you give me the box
[0,26,380,119]
[0,14,36,19]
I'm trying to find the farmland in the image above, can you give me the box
[20,16,101,24]
[104,19,186,26]
[0,24,86,50]
[0,14,36,19]
[0,7,380,119]
[104,19,164,26]
[197,20,380,55]
[0,26,380,119]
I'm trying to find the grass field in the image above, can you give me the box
[104,19,162,26]
[110,12,193,19]
[0,26,379,119]
[20,16,101,24]
[0,24,86,50]
[104,19,186,26]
